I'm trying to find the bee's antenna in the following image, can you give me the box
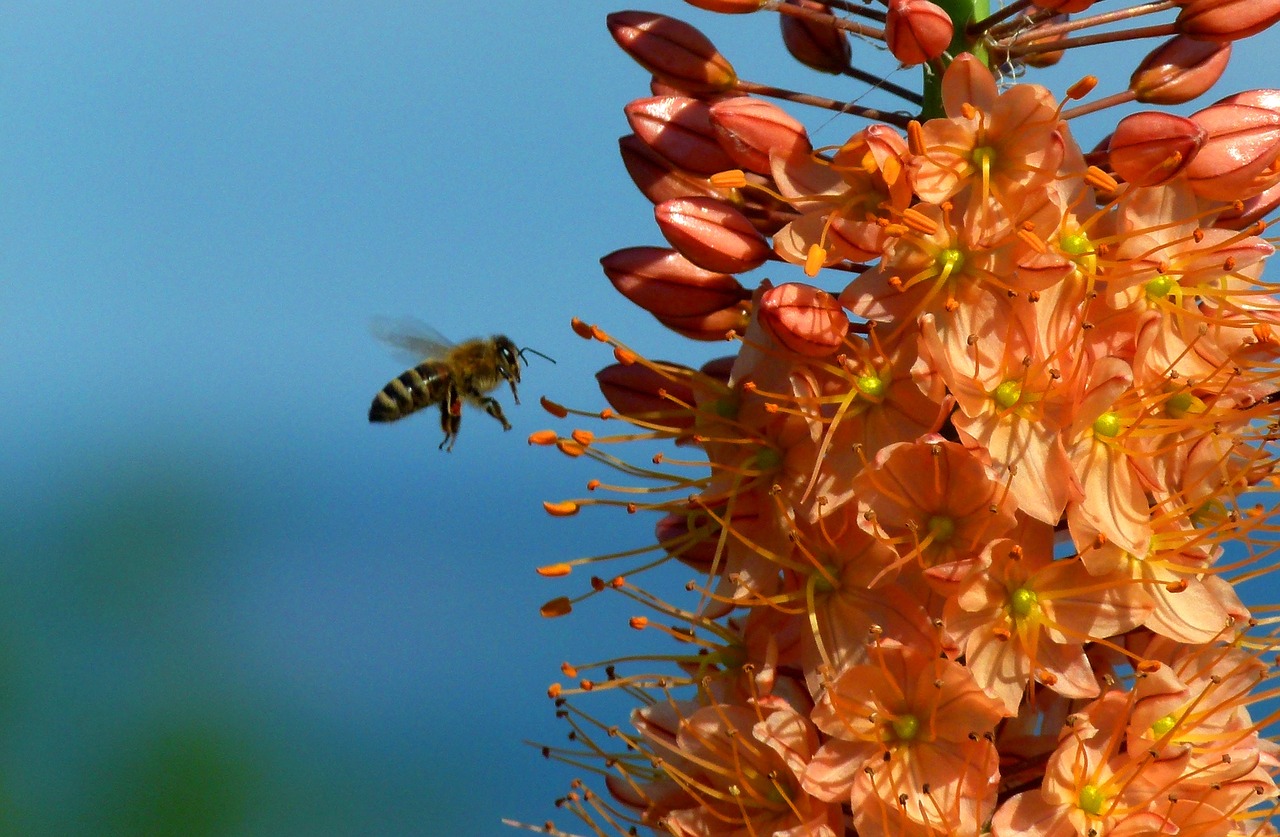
[519,346,556,365]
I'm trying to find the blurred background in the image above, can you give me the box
[2,4,1278,835]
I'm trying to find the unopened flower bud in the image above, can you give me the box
[596,362,697,427]
[654,196,772,273]
[1219,89,1280,110]
[1215,178,1280,229]
[619,134,723,204]
[758,283,849,356]
[607,11,738,94]
[884,0,953,67]
[708,96,812,174]
[779,0,851,74]
[624,96,738,175]
[1108,111,1206,186]
[1186,101,1280,201]
[601,246,749,318]
[1176,0,1280,42]
[684,0,765,12]
[655,302,751,341]
[1016,16,1068,68]
[1131,37,1231,105]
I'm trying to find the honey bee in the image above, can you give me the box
[368,321,547,451]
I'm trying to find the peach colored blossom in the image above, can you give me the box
[944,521,1153,714]
[804,645,1003,835]
[852,436,1020,594]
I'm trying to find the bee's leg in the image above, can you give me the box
[478,397,512,431]
[437,384,462,451]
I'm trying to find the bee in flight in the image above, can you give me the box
[368,321,549,451]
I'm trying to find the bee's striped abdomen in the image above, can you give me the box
[368,362,450,422]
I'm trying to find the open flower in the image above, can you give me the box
[804,644,1004,835]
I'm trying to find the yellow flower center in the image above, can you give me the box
[927,515,956,543]
[971,145,996,174]
[1151,713,1178,738]
[1163,391,1204,419]
[891,714,920,741]
[1145,274,1177,301]
[993,380,1022,409]
[1093,411,1121,437]
[936,248,964,282]
[857,373,886,398]
[1010,586,1039,619]
[1059,230,1093,257]
[1078,784,1106,816]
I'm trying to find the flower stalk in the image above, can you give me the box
[521,1,1280,835]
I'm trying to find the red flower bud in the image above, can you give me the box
[1176,0,1280,42]
[655,302,751,341]
[625,96,738,175]
[884,0,953,66]
[654,196,772,273]
[1108,111,1206,186]
[1130,36,1231,105]
[601,246,749,318]
[619,134,723,204]
[708,96,812,174]
[596,362,697,427]
[1218,89,1280,110]
[1215,178,1280,229]
[607,11,738,94]
[758,283,849,356]
[1020,24,1068,68]
[1186,101,1280,201]
[779,0,851,74]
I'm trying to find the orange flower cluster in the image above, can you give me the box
[528,3,1280,836]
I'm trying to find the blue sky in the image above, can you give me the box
[3,4,1279,836]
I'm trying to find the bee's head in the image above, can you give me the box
[494,335,522,382]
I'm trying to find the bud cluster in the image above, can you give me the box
[526,3,1280,836]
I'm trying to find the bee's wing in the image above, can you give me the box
[370,316,455,363]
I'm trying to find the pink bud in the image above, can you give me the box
[779,0,851,75]
[654,197,772,274]
[601,246,749,318]
[1017,16,1068,68]
[1218,89,1280,110]
[1186,101,1280,201]
[708,96,812,175]
[758,283,849,356]
[656,302,752,341]
[596,362,697,427]
[1130,36,1231,105]
[1176,0,1280,42]
[619,134,723,204]
[1215,178,1280,229]
[625,96,738,175]
[607,11,738,94]
[884,0,953,66]
[1108,111,1206,186]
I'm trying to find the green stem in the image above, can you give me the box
[919,0,991,120]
